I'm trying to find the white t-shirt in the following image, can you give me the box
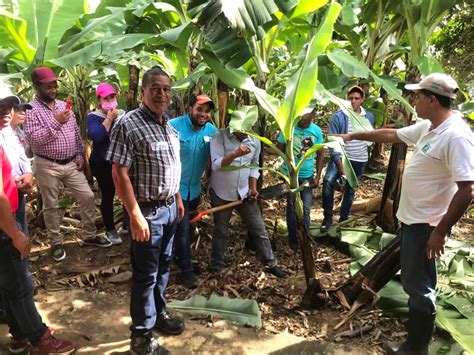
[396,113,474,226]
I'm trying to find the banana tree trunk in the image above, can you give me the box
[126,65,139,111]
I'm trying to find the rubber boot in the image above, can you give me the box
[383,310,435,355]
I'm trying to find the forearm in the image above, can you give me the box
[335,159,344,174]
[112,165,141,219]
[249,177,257,191]
[349,129,401,143]
[434,183,473,236]
[221,150,239,167]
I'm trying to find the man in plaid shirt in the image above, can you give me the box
[107,66,185,355]
[24,67,112,262]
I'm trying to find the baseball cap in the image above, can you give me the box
[15,102,33,111]
[0,82,21,107]
[195,94,215,109]
[347,85,365,97]
[31,67,58,84]
[405,73,459,98]
[96,83,118,98]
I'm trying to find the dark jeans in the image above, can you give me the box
[322,160,366,221]
[174,197,200,273]
[286,177,313,247]
[400,223,437,315]
[90,160,116,231]
[0,230,47,344]
[130,202,178,334]
[210,189,276,269]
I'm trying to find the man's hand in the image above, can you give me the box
[176,194,185,222]
[235,144,251,157]
[55,110,71,124]
[427,230,447,259]
[75,159,84,171]
[248,188,259,200]
[130,213,150,242]
[15,173,33,193]
[12,232,30,259]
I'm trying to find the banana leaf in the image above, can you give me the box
[168,294,262,328]
[436,308,474,353]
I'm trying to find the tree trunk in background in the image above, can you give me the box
[217,80,228,128]
[376,67,419,233]
[126,65,139,111]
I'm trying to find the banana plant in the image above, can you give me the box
[201,2,343,285]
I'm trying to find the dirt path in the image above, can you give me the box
[0,288,367,354]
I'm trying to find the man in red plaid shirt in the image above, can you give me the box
[24,67,112,261]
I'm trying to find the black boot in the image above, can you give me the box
[383,310,435,355]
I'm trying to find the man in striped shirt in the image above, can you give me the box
[24,67,112,262]
[321,85,374,232]
[107,66,185,355]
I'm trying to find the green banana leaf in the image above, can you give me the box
[290,0,328,18]
[229,105,259,133]
[414,55,444,76]
[436,308,474,353]
[277,2,341,140]
[327,48,370,78]
[168,294,262,328]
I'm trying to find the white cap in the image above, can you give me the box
[0,81,21,106]
[405,73,459,99]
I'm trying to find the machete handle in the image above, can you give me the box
[188,200,244,224]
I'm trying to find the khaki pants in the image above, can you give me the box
[33,156,96,245]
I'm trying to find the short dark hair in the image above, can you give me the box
[348,86,364,98]
[142,66,170,88]
[419,89,452,109]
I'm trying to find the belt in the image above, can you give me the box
[36,154,76,165]
[139,196,176,208]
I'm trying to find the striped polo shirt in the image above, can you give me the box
[106,104,181,202]
[345,107,370,162]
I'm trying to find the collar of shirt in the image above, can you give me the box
[139,104,170,125]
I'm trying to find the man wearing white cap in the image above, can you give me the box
[337,73,474,354]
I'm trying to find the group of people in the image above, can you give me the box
[0,66,472,355]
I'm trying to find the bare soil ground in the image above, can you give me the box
[0,153,472,354]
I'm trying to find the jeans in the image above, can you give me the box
[210,189,276,269]
[0,230,47,344]
[400,223,437,316]
[286,177,313,247]
[90,160,116,231]
[130,201,178,333]
[15,192,27,234]
[174,197,200,273]
[322,160,366,221]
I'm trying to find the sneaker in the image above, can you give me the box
[8,337,29,353]
[320,216,333,233]
[51,244,66,262]
[30,328,75,355]
[106,230,123,246]
[265,266,289,278]
[118,226,129,235]
[83,236,112,248]
[154,311,185,335]
[130,332,170,355]
[179,271,198,289]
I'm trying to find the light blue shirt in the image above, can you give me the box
[277,123,323,179]
[210,129,261,201]
[169,114,217,201]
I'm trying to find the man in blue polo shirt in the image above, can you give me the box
[169,94,217,288]
[277,108,324,250]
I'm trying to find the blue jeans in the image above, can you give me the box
[210,189,276,269]
[15,192,27,234]
[174,197,200,273]
[0,230,47,344]
[286,177,313,247]
[400,223,437,315]
[322,160,366,221]
[130,202,178,333]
